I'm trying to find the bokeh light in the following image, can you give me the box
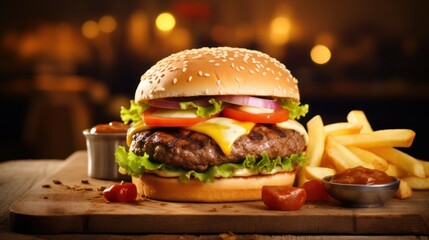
[311,44,331,64]
[99,15,117,33]
[82,20,99,39]
[269,16,291,46]
[155,12,176,32]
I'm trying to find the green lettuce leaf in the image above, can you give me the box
[279,99,309,120]
[115,147,307,183]
[179,98,223,118]
[120,100,149,124]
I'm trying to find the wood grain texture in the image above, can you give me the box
[8,151,429,235]
[0,159,63,225]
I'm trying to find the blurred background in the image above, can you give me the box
[1,0,428,161]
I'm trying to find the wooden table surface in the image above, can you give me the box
[0,156,428,240]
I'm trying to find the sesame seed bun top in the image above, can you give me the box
[135,47,300,103]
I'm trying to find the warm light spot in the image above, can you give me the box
[127,12,149,54]
[269,16,291,46]
[168,28,192,50]
[311,44,331,64]
[99,15,117,33]
[155,12,176,32]
[82,20,99,39]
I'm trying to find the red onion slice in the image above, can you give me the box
[216,95,280,109]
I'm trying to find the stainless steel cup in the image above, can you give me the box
[83,130,129,180]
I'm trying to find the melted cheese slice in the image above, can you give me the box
[126,121,153,146]
[186,117,255,155]
[277,119,309,144]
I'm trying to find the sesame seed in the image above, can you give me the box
[262,72,267,76]
[231,63,235,68]
[188,76,193,82]
[182,67,187,72]
[239,66,245,70]
[215,63,220,67]
[222,59,227,62]
[249,69,255,74]
[209,59,215,63]
[198,71,203,76]
[275,77,279,81]
[173,78,177,84]
[235,77,240,82]
[217,80,221,86]
[204,73,210,77]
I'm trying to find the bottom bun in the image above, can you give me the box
[132,171,295,202]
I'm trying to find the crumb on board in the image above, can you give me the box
[42,184,51,188]
[52,179,62,185]
[81,180,89,184]
[208,207,217,212]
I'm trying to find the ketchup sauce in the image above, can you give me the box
[331,166,394,185]
[89,121,129,134]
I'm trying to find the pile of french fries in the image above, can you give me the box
[298,110,429,199]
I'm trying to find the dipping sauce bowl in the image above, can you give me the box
[322,175,400,207]
[83,122,129,180]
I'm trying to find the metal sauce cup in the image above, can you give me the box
[83,130,130,180]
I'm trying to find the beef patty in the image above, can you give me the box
[129,124,306,172]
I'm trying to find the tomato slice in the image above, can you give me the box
[302,180,330,202]
[261,186,306,211]
[222,107,289,123]
[143,108,210,127]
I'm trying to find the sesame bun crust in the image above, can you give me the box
[135,47,300,103]
[132,171,296,202]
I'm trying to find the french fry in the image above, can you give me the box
[305,115,325,167]
[418,160,429,176]
[324,122,362,136]
[385,163,409,178]
[346,110,373,133]
[304,166,336,181]
[395,180,413,199]
[401,176,429,190]
[320,152,336,169]
[331,129,415,148]
[297,166,336,187]
[369,147,425,178]
[297,167,311,187]
[325,136,373,171]
[348,146,388,171]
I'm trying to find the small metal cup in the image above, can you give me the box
[83,130,129,180]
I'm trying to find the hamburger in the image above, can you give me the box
[115,47,309,202]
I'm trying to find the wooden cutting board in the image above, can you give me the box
[9,151,429,235]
